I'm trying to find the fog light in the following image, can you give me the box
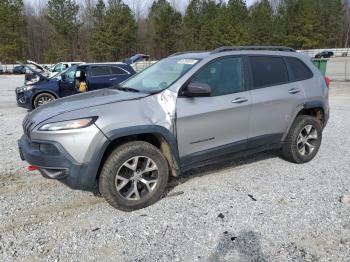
[39,143,59,155]
[19,96,26,104]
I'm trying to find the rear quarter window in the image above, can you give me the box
[249,56,289,88]
[286,57,313,81]
[111,66,128,75]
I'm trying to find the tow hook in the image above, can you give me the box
[27,165,38,171]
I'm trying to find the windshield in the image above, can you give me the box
[120,57,200,93]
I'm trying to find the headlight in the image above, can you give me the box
[24,85,33,91]
[17,86,32,93]
[39,117,97,131]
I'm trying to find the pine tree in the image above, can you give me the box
[90,0,137,61]
[148,0,182,56]
[0,0,26,63]
[46,0,80,60]
[248,0,274,45]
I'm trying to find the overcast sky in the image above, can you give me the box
[24,0,257,14]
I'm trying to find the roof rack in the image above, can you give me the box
[212,46,295,53]
[168,51,207,57]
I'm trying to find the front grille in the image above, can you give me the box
[23,116,35,140]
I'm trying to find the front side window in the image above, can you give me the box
[249,56,289,88]
[191,57,244,96]
[120,57,200,93]
[59,65,77,82]
[91,66,111,76]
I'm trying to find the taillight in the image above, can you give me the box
[325,77,330,88]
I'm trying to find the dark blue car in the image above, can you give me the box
[16,63,135,109]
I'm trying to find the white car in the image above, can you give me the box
[50,62,84,77]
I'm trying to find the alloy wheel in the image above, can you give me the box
[37,95,54,106]
[115,156,159,201]
[297,124,318,156]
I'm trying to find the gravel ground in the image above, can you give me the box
[0,75,349,261]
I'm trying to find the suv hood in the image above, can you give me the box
[17,61,49,82]
[27,60,50,74]
[28,88,149,125]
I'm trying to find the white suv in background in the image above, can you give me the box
[50,62,85,77]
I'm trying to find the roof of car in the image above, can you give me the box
[169,46,298,59]
[82,62,128,66]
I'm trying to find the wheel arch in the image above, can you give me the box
[282,102,326,142]
[95,126,181,182]
[31,90,59,108]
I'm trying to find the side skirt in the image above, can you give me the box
[180,134,283,172]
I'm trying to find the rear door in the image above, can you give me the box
[247,56,305,146]
[88,66,113,91]
[176,56,251,165]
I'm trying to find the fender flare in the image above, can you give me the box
[98,125,180,169]
[282,100,326,142]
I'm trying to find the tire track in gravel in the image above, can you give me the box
[0,195,105,233]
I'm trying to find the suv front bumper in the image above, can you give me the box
[18,135,98,191]
[15,87,32,109]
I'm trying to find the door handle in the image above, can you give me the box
[231,97,248,104]
[109,78,117,81]
[289,88,301,94]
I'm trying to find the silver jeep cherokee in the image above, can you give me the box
[19,46,330,211]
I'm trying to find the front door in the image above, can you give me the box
[58,66,77,97]
[176,56,251,166]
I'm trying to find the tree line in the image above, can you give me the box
[0,0,348,63]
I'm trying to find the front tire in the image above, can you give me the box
[33,93,56,108]
[99,141,169,211]
[282,116,322,164]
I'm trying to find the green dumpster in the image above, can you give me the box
[312,59,328,76]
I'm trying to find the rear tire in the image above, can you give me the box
[281,116,322,164]
[33,93,56,108]
[99,141,169,211]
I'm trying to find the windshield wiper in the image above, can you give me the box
[116,86,140,93]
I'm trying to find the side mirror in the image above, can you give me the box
[183,82,211,97]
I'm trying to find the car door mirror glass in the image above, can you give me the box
[184,82,211,97]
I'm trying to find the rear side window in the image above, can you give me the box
[249,56,289,88]
[286,57,313,81]
[90,66,111,76]
[111,66,128,75]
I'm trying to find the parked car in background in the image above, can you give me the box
[0,63,4,74]
[50,62,84,77]
[315,51,334,58]
[16,62,135,109]
[124,54,150,65]
[18,46,329,211]
[13,65,26,74]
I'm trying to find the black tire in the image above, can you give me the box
[99,141,169,211]
[33,93,56,108]
[281,115,322,164]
